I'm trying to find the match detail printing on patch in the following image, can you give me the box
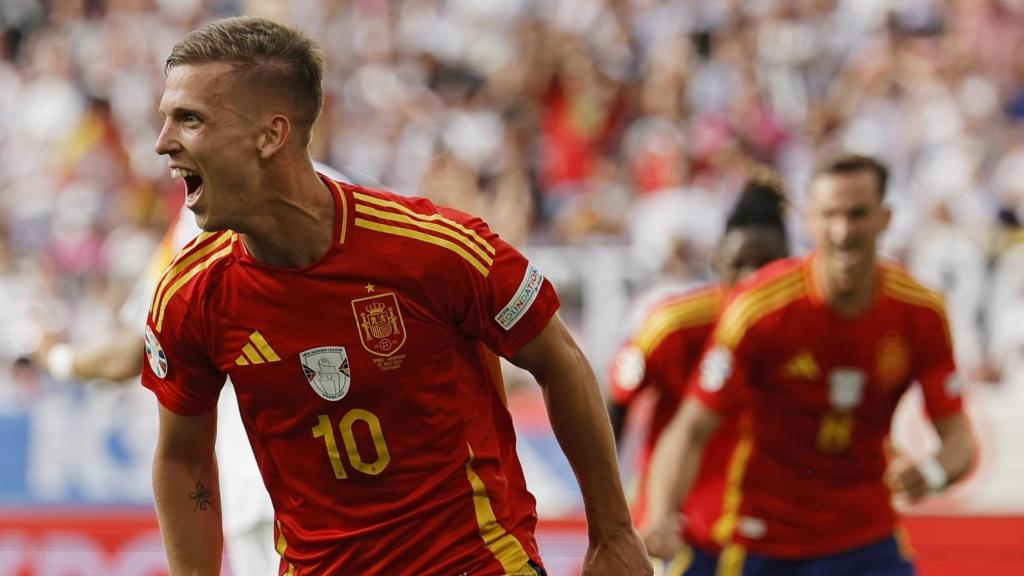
[495,263,544,331]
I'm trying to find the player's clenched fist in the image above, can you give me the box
[581,526,654,575]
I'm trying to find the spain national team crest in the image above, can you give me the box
[876,332,909,390]
[351,292,406,357]
[300,347,351,401]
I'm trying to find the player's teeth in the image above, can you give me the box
[170,168,198,178]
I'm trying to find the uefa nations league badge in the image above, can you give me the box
[301,347,351,401]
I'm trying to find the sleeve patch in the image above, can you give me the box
[495,263,544,331]
[144,325,169,379]
[699,346,733,393]
[945,372,963,398]
[613,346,646,391]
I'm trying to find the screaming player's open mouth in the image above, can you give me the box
[172,167,204,207]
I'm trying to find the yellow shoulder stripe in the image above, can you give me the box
[153,237,235,332]
[355,203,494,266]
[354,218,490,277]
[635,296,718,355]
[151,232,229,317]
[354,191,495,255]
[884,282,946,313]
[882,277,951,343]
[883,272,946,309]
[717,272,805,348]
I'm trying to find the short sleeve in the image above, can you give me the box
[689,310,754,416]
[608,343,651,406]
[442,208,559,359]
[140,285,225,416]
[913,304,963,420]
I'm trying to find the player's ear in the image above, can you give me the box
[257,114,291,160]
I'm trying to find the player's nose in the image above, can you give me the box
[154,120,181,156]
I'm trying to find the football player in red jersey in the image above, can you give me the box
[144,16,649,576]
[607,174,789,576]
[642,154,976,575]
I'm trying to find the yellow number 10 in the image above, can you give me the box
[312,409,391,479]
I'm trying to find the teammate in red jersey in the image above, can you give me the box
[642,154,976,575]
[608,174,789,575]
[143,16,649,576]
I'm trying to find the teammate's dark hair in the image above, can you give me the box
[725,166,788,245]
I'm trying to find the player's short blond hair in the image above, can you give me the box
[166,16,324,144]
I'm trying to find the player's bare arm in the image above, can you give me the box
[641,397,721,558]
[886,412,976,504]
[510,314,652,576]
[152,404,223,575]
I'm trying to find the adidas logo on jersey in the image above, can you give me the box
[781,350,820,379]
[235,331,281,366]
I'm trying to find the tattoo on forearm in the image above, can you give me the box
[189,483,213,511]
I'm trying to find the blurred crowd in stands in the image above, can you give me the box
[3,0,1024,405]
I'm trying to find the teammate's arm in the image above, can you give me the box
[640,398,721,558]
[510,314,652,576]
[152,404,223,575]
[40,329,146,383]
[886,412,975,504]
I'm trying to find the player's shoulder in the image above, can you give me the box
[148,230,239,334]
[716,257,808,346]
[632,283,722,354]
[347,184,451,219]
[347,184,498,278]
[641,283,721,331]
[878,260,948,317]
[727,257,807,308]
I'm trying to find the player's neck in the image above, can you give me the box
[814,257,878,318]
[240,166,335,268]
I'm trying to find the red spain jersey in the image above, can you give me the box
[608,285,739,553]
[141,176,558,576]
[692,255,963,558]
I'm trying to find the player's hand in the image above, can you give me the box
[581,525,653,576]
[639,513,685,559]
[885,457,930,505]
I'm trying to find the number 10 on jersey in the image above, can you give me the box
[312,409,391,479]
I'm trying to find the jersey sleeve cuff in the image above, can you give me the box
[492,281,560,358]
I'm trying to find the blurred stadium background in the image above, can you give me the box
[1,0,1024,574]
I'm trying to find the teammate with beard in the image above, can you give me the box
[642,154,976,575]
